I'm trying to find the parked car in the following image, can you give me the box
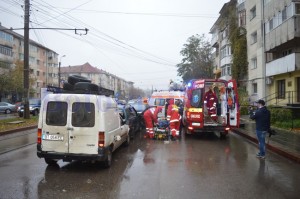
[0,102,17,114]
[18,98,41,117]
[131,102,149,114]
[119,104,144,139]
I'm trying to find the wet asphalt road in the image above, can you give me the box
[1,131,300,199]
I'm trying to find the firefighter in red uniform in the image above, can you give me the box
[204,86,218,121]
[167,99,181,140]
[143,106,162,138]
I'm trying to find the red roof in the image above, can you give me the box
[60,62,105,74]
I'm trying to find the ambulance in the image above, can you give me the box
[183,79,239,138]
[148,90,185,118]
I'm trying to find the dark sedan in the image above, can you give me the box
[119,104,144,139]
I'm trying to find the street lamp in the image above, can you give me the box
[58,55,66,87]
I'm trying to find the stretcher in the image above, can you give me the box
[154,119,170,140]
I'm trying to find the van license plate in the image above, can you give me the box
[42,134,64,141]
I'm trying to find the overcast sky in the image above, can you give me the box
[0,0,229,90]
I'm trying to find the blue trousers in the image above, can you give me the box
[256,130,267,156]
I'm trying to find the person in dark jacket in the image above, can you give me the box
[250,99,271,159]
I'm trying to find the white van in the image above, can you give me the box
[37,93,130,168]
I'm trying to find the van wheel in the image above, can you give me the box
[124,135,130,147]
[103,149,112,168]
[32,109,38,116]
[5,109,11,114]
[45,158,58,166]
[220,132,228,140]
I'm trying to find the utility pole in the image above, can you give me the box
[23,0,30,119]
[58,55,66,87]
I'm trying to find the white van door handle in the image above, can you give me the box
[67,127,74,131]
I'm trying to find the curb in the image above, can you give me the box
[232,128,300,164]
[0,125,37,136]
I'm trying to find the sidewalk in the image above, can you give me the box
[232,115,300,164]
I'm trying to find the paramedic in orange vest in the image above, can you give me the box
[204,86,218,121]
[143,106,162,138]
[167,99,181,140]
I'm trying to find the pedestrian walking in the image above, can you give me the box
[250,99,271,159]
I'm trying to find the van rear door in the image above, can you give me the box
[68,102,97,154]
[227,80,240,127]
[41,96,98,155]
[41,101,69,153]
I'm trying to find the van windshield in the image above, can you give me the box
[46,102,68,126]
[72,102,95,127]
[154,99,165,106]
[190,88,202,108]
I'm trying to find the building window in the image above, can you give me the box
[282,7,287,21]
[269,18,273,30]
[0,61,11,69]
[250,6,256,20]
[253,83,257,94]
[221,65,231,76]
[238,10,246,27]
[37,82,40,87]
[296,3,300,14]
[0,31,13,42]
[277,80,285,99]
[251,58,257,69]
[0,45,13,57]
[37,60,40,65]
[251,31,257,44]
[37,71,40,76]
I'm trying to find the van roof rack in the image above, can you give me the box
[46,85,114,97]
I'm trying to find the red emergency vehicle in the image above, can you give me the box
[183,79,239,138]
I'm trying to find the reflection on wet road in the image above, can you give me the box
[0,131,300,199]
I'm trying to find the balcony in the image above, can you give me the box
[266,53,299,76]
[211,36,219,48]
[220,55,232,66]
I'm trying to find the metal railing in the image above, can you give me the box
[262,91,299,106]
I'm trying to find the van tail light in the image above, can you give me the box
[98,132,105,147]
[187,111,190,119]
[225,127,230,131]
[37,128,42,144]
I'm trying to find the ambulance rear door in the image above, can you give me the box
[227,80,240,127]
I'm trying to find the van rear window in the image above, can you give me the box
[191,89,202,108]
[72,103,95,127]
[154,99,165,106]
[46,102,68,126]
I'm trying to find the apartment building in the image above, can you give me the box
[263,0,300,105]
[0,24,59,101]
[245,0,266,103]
[60,62,134,100]
[210,0,237,80]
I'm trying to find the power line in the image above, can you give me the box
[31,0,178,66]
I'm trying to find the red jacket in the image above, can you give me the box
[167,103,181,122]
[144,107,162,123]
[204,90,217,109]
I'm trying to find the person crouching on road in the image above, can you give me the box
[143,106,162,139]
[250,99,271,159]
[167,99,181,140]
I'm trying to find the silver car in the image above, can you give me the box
[0,102,16,114]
